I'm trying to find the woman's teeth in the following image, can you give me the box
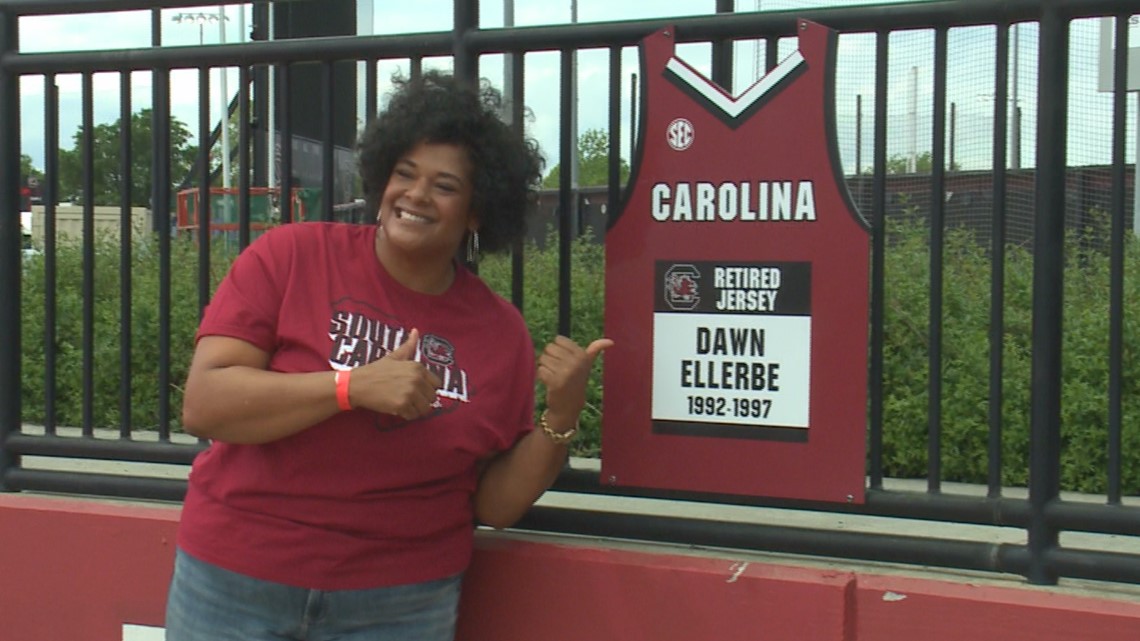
[397,209,431,224]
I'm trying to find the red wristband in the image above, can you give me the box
[334,370,353,411]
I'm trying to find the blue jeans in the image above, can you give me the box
[165,549,461,641]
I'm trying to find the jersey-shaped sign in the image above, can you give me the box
[602,20,870,503]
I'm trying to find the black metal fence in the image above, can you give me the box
[2,0,1139,588]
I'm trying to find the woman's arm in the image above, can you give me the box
[182,330,441,444]
[473,336,612,529]
[181,336,341,444]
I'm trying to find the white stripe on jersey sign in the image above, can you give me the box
[123,624,165,640]
[664,50,806,119]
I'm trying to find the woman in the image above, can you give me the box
[165,71,611,641]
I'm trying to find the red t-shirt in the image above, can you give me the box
[178,222,535,590]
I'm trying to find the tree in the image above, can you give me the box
[58,109,197,207]
[542,128,631,188]
[20,154,43,184]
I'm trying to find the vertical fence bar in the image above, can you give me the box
[1106,13,1128,505]
[607,46,621,224]
[988,22,1010,498]
[410,56,423,82]
[321,61,335,222]
[0,7,20,489]
[927,26,948,493]
[150,6,164,236]
[558,48,574,337]
[510,51,526,311]
[629,72,637,161]
[81,72,95,437]
[251,2,269,190]
[277,63,293,224]
[238,65,252,249]
[152,64,173,440]
[868,30,889,490]
[365,58,377,126]
[151,9,171,440]
[855,93,862,177]
[453,0,478,83]
[198,68,212,317]
[1027,2,1068,586]
[765,36,779,73]
[711,0,734,90]
[43,75,59,436]
[119,70,133,439]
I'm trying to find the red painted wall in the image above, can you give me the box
[0,495,178,640]
[457,537,853,641]
[2,494,1139,641]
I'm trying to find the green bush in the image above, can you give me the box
[881,218,1140,494]
[18,222,1140,493]
[20,233,233,431]
[480,229,607,456]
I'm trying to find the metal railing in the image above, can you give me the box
[2,0,1139,587]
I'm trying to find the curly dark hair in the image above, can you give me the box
[357,71,544,254]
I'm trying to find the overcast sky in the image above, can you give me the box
[15,1,1139,180]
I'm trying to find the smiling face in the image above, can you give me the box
[376,141,476,268]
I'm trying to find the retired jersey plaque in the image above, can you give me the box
[602,20,870,502]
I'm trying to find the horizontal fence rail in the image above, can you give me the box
[2,0,1140,588]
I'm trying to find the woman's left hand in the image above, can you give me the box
[537,335,614,426]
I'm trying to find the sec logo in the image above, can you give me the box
[666,117,694,151]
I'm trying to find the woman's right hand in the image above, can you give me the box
[348,328,442,420]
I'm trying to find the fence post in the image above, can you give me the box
[453,0,478,83]
[0,7,21,491]
[1026,0,1068,586]
[711,0,734,90]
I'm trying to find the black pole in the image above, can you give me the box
[608,46,621,219]
[855,94,862,176]
[988,22,1010,499]
[0,8,21,491]
[150,10,174,440]
[510,52,525,311]
[150,8,164,231]
[321,61,335,221]
[867,31,889,490]
[81,72,95,437]
[197,68,212,315]
[711,0,734,90]
[251,1,269,189]
[1106,14,1129,505]
[453,0,478,83]
[1027,1,1068,586]
[629,72,637,161]
[927,27,947,493]
[558,49,573,337]
[118,70,133,439]
[43,77,59,437]
[238,64,252,248]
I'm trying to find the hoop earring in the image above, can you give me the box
[466,230,480,265]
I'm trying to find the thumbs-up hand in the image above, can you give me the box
[537,335,613,427]
[351,328,443,419]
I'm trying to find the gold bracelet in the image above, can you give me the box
[540,409,577,444]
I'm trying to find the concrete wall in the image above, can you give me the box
[28,205,151,246]
[2,494,1139,640]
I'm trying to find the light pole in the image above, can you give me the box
[171,11,225,46]
[171,11,233,199]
